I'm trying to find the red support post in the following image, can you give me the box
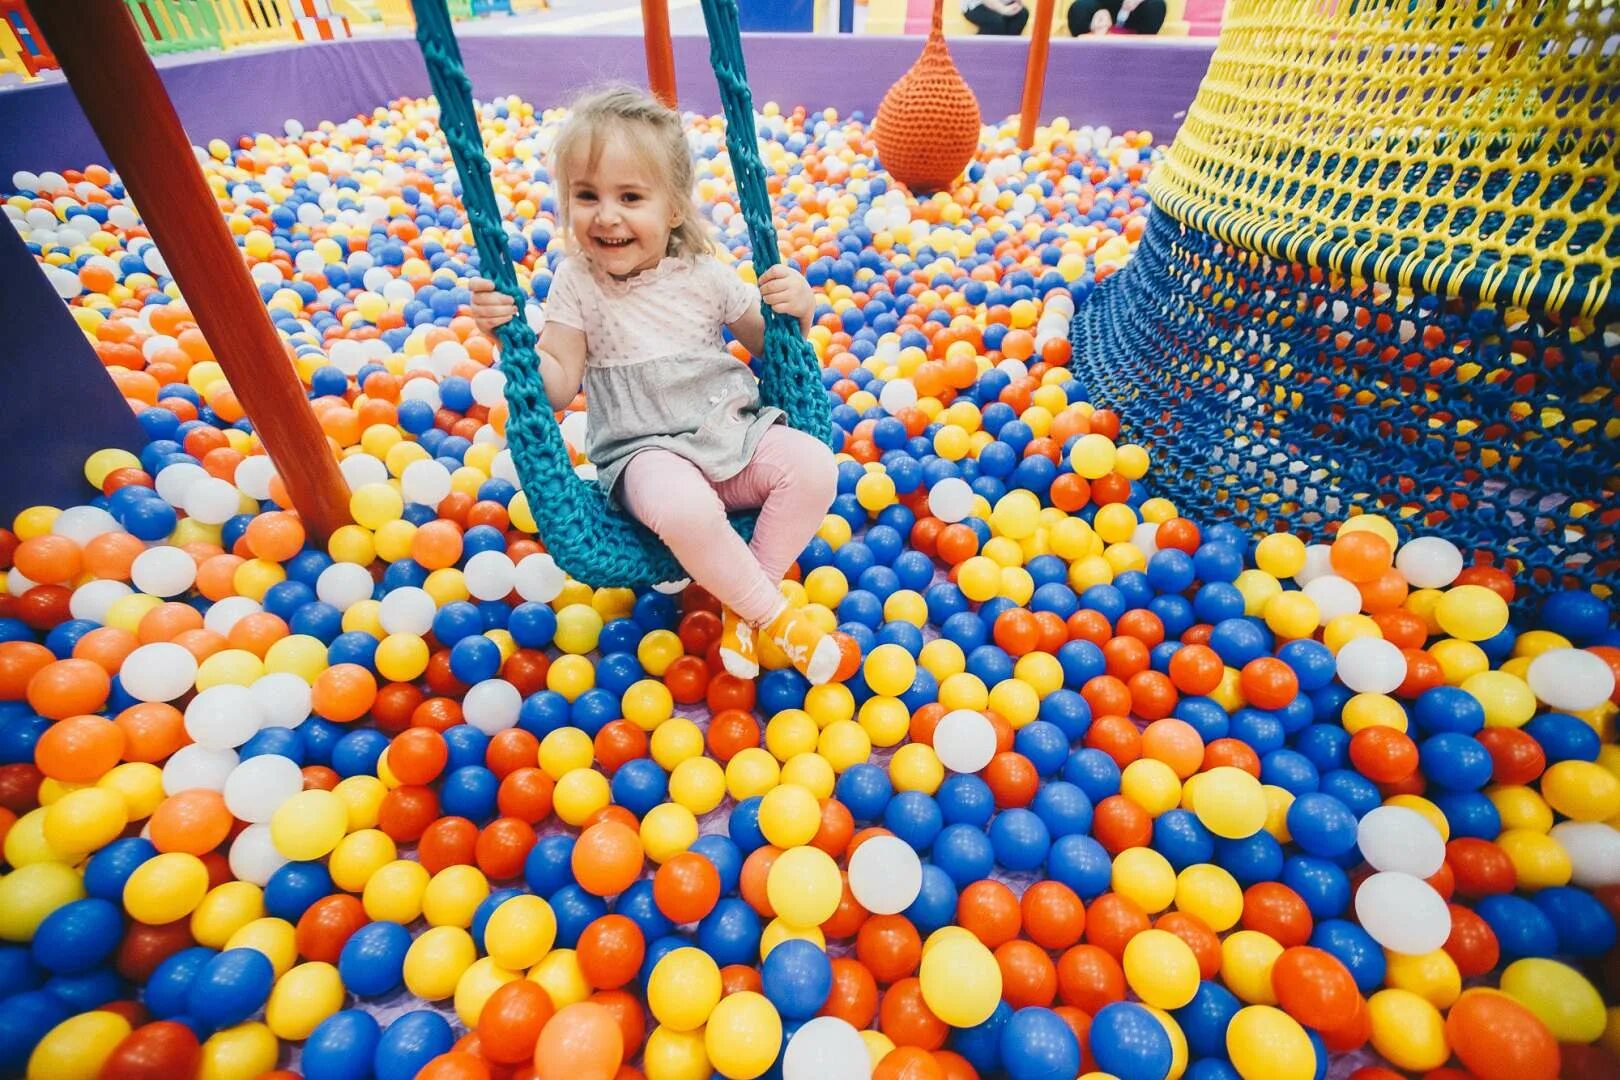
[642,0,677,108]
[1018,0,1056,149]
[28,0,352,540]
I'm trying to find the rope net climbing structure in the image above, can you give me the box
[1070,0,1618,602]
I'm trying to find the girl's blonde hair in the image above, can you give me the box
[550,85,712,261]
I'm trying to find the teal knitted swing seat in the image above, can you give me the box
[410,0,832,589]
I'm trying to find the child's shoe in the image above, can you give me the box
[762,604,841,685]
[719,607,759,679]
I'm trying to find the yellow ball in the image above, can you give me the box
[1226,1005,1316,1080]
[918,934,1001,1027]
[1120,758,1182,818]
[0,862,85,942]
[26,1010,131,1080]
[623,678,675,730]
[1070,433,1117,479]
[527,947,591,1008]
[123,851,209,925]
[640,803,699,863]
[43,787,127,857]
[863,643,917,697]
[553,768,612,827]
[403,925,477,1001]
[670,756,727,815]
[224,918,297,979]
[1123,929,1200,1009]
[554,603,604,654]
[485,894,557,970]
[1385,948,1462,1009]
[758,784,821,848]
[454,956,520,1029]
[198,1022,280,1080]
[645,1025,712,1080]
[889,742,944,794]
[858,696,911,748]
[1221,930,1283,1005]
[269,789,348,861]
[1194,766,1268,839]
[1255,533,1308,578]
[1499,957,1606,1043]
[1540,759,1620,822]
[362,859,430,923]
[704,991,783,1080]
[1435,584,1510,641]
[422,864,490,929]
[1112,847,1177,913]
[266,961,345,1041]
[1175,864,1243,932]
[648,947,723,1032]
[349,482,403,529]
[767,845,842,928]
[191,882,265,949]
[1367,988,1449,1072]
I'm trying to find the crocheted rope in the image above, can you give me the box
[1069,0,1620,603]
[410,0,830,588]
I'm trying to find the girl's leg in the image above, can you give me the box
[618,450,785,626]
[714,426,839,588]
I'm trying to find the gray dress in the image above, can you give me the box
[541,254,784,501]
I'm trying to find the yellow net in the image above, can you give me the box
[1148,0,1617,319]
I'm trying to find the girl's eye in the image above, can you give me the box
[622,193,642,203]
[576,191,597,202]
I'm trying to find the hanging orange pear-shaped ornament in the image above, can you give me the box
[874,0,982,194]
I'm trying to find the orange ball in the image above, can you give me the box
[534,1002,624,1080]
[34,713,125,782]
[1329,530,1393,583]
[27,658,112,720]
[310,663,377,723]
[13,535,83,585]
[1140,718,1204,779]
[243,511,306,563]
[571,820,644,897]
[149,789,232,855]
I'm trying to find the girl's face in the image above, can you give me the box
[563,132,681,279]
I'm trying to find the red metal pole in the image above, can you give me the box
[1019,0,1056,149]
[642,0,677,108]
[29,0,352,540]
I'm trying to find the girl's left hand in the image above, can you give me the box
[759,264,814,330]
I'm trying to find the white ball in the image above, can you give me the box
[184,684,265,750]
[1303,574,1362,621]
[927,477,974,523]
[234,456,279,501]
[401,459,453,508]
[933,709,997,774]
[1356,805,1444,877]
[513,553,565,604]
[558,410,589,454]
[463,679,521,735]
[1131,522,1159,560]
[464,551,517,602]
[1354,872,1451,955]
[1549,822,1620,888]
[1526,649,1616,712]
[317,562,376,610]
[223,754,304,823]
[251,672,313,728]
[1335,637,1407,695]
[228,824,289,887]
[184,477,243,525]
[130,547,197,598]
[162,744,239,795]
[848,834,923,915]
[203,596,261,637]
[379,586,436,635]
[783,1017,872,1080]
[69,580,132,624]
[1294,544,1336,586]
[879,379,918,415]
[471,368,507,407]
[119,643,198,703]
[1394,536,1463,589]
[338,453,388,492]
[51,506,121,544]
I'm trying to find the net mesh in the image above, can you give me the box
[1071,0,1619,602]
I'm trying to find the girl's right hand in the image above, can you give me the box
[468,278,519,336]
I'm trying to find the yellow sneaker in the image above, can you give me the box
[719,607,759,679]
[763,604,842,686]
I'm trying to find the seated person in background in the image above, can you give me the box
[962,0,1030,35]
[1068,0,1167,34]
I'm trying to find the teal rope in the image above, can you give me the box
[409,0,831,588]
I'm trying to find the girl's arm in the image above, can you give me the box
[726,264,815,357]
[468,277,586,412]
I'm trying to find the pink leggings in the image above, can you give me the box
[619,426,838,626]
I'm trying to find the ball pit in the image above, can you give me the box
[1,79,1617,1080]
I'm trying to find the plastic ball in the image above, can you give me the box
[848,834,923,915]
[919,931,1001,1027]
[704,990,782,1080]
[1225,1005,1315,1080]
[1354,872,1450,955]
[783,1015,871,1080]
[768,845,842,929]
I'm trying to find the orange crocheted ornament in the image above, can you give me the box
[874,0,982,194]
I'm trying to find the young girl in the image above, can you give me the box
[469,86,844,685]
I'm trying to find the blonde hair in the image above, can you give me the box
[550,85,712,261]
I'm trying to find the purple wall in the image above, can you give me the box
[0,32,1213,178]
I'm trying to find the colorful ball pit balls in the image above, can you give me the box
[3,93,1619,1080]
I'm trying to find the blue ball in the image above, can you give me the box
[698,899,762,968]
[303,1010,382,1080]
[1539,589,1611,644]
[30,898,122,975]
[614,879,673,944]
[1215,831,1285,888]
[145,946,217,1019]
[835,763,893,823]
[937,774,996,828]
[1308,919,1385,995]
[903,864,959,933]
[1014,721,1069,777]
[1285,793,1359,857]
[524,834,576,897]
[1523,712,1601,764]
[611,758,668,818]
[689,835,743,897]
[339,921,411,998]
[884,790,943,852]
[1046,834,1112,900]
[1419,732,1493,790]
[989,808,1051,872]
[1152,809,1215,870]
[1412,686,1485,735]
[1031,780,1093,839]
[0,991,70,1074]
[1477,894,1559,962]
[187,948,275,1028]
[1090,1002,1174,1080]
[1532,886,1617,956]
[932,823,995,887]
[1281,856,1351,919]
[439,764,499,821]
[374,1011,456,1080]
[550,884,608,948]
[471,888,524,953]
[761,939,833,1020]
[1001,1007,1082,1080]
[82,837,156,902]
[952,1000,1012,1073]
[1172,979,1241,1059]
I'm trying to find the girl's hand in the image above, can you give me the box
[759,264,815,333]
[468,278,519,336]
